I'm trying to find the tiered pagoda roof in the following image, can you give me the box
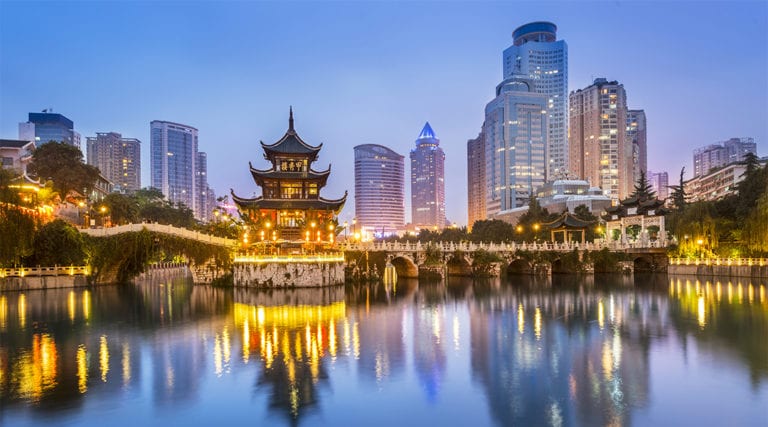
[543,212,596,230]
[603,194,667,220]
[230,192,348,211]
[260,107,322,162]
[248,162,331,188]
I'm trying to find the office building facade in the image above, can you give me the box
[648,170,669,200]
[693,137,757,177]
[483,76,548,216]
[627,109,647,182]
[86,132,141,193]
[467,131,486,230]
[503,21,568,178]
[150,120,199,217]
[410,123,445,228]
[354,144,405,233]
[569,78,633,201]
[19,112,81,149]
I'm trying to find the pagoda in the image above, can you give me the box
[231,108,347,249]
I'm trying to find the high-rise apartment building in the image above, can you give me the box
[627,110,647,182]
[150,120,200,217]
[410,123,445,228]
[483,76,548,216]
[86,132,141,193]
[467,130,486,230]
[354,144,405,233]
[569,78,633,201]
[648,170,669,200]
[19,112,81,149]
[693,137,757,177]
[503,21,568,178]
[196,151,214,222]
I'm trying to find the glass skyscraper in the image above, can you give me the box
[19,112,80,148]
[410,123,445,228]
[150,120,199,217]
[503,22,568,178]
[483,76,548,215]
[354,144,405,233]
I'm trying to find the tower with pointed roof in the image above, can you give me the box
[231,108,347,245]
[410,122,446,228]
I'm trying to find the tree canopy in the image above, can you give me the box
[28,142,101,198]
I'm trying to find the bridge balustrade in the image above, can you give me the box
[80,223,237,247]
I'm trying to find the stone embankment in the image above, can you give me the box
[668,258,767,279]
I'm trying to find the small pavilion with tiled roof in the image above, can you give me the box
[231,108,346,246]
[542,212,596,244]
[602,194,667,244]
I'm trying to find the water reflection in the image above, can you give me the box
[0,273,765,426]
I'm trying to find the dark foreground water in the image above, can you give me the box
[1,273,766,426]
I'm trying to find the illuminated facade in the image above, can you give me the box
[626,109,647,182]
[693,137,757,177]
[648,170,669,200]
[231,108,347,245]
[18,112,81,149]
[410,122,445,228]
[503,22,568,178]
[483,76,548,216]
[86,132,141,193]
[150,120,200,217]
[353,144,405,233]
[467,130,486,230]
[569,78,633,201]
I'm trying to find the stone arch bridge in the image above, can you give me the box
[339,240,669,278]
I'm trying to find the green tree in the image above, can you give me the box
[515,197,556,242]
[629,169,656,200]
[29,219,88,265]
[102,193,139,225]
[28,142,101,199]
[667,167,687,211]
[470,219,514,243]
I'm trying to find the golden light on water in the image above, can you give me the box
[83,290,91,322]
[534,307,542,340]
[242,318,250,363]
[598,299,605,330]
[214,333,223,375]
[0,295,6,330]
[99,335,109,382]
[18,293,26,329]
[697,296,706,328]
[517,303,525,335]
[77,344,88,394]
[13,334,59,400]
[122,343,131,386]
[68,291,76,323]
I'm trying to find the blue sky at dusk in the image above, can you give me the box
[1,1,766,225]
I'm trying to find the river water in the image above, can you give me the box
[1,273,766,426]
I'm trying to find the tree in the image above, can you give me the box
[29,219,88,265]
[667,167,687,211]
[28,142,101,199]
[515,197,556,242]
[629,169,656,201]
[102,193,139,225]
[470,219,514,243]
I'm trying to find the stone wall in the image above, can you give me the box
[234,261,345,288]
[0,275,88,291]
[669,264,768,279]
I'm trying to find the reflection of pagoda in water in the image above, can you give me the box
[232,289,346,424]
[231,108,346,246]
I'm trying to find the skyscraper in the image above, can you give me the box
[196,151,213,222]
[648,171,669,200]
[627,110,647,182]
[503,21,568,178]
[483,76,548,216]
[569,78,633,201]
[19,112,81,149]
[86,132,141,193]
[410,123,445,228]
[467,130,485,230]
[354,144,405,233]
[693,137,757,177]
[150,120,199,217]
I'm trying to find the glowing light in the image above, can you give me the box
[214,333,223,376]
[83,290,91,322]
[99,335,109,382]
[122,343,131,386]
[0,295,6,330]
[68,291,76,323]
[598,299,605,330]
[77,345,88,393]
[453,315,461,350]
[353,321,360,359]
[242,318,251,363]
[518,303,525,335]
[534,307,542,340]
[697,296,706,328]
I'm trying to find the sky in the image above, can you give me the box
[1,1,766,226]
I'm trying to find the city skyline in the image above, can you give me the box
[1,1,766,225]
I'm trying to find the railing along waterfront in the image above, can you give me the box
[0,265,90,278]
[234,253,345,263]
[668,258,767,267]
[338,239,668,253]
[80,223,237,247]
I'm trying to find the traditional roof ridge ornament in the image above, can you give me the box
[288,105,294,133]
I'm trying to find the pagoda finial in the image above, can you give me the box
[289,106,294,132]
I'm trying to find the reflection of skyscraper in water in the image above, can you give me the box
[412,305,446,403]
[469,288,652,425]
[355,303,406,384]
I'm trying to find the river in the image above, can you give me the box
[1,273,766,426]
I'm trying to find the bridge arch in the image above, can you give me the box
[391,255,419,278]
[507,258,533,275]
[446,254,472,276]
[633,255,655,273]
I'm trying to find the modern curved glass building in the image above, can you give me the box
[503,21,568,179]
[354,144,405,233]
